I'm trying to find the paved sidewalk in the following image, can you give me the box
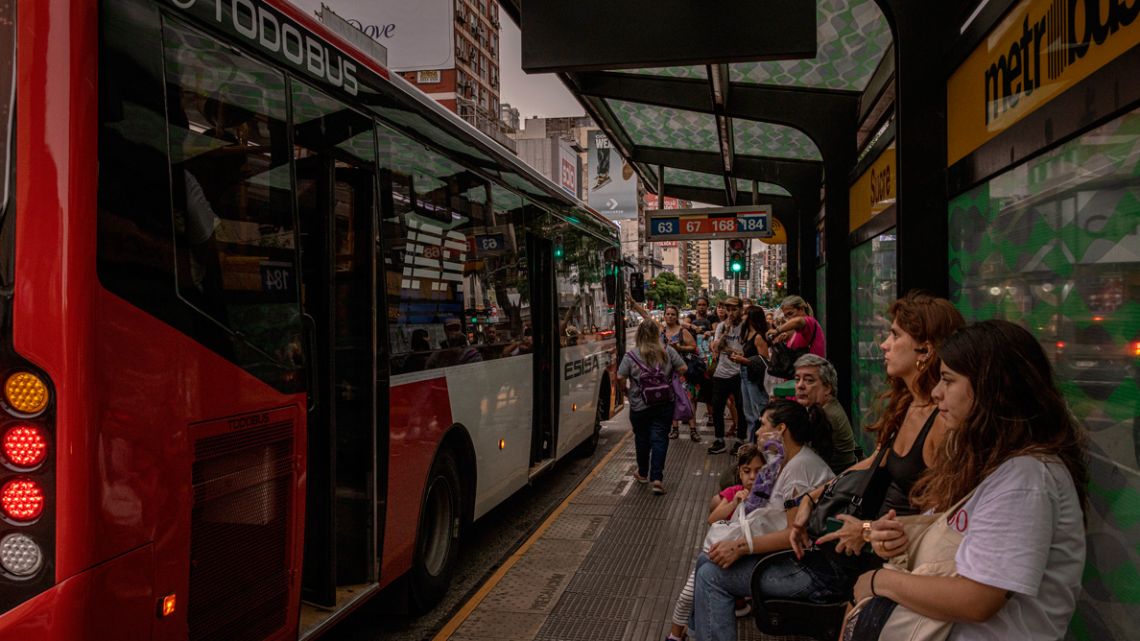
[440,410,768,641]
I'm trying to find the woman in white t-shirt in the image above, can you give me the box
[858,320,1088,640]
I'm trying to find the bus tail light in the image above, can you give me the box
[0,479,44,522]
[2,426,46,468]
[3,372,49,416]
[0,533,42,577]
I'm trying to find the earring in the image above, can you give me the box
[916,358,927,371]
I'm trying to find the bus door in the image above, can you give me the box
[295,85,382,608]
[527,234,557,471]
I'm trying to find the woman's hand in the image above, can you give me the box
[814,514,867,556]
[729,354,749,365]
[708,538,747,568]
[868,510,909,559]
[789,502,813,559]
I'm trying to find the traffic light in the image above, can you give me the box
[553,234,564,259]
[727,239,748,278]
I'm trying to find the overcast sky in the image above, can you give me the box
[497,6,585,119]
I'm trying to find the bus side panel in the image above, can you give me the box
[383,376,453,583]
[555,339,616,457]
[442,357,532,520]
[0,543,154,641]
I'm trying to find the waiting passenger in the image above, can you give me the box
[766,294,826,358]
[754,293,965,606]
[853,320,1087,640]
[616,319,687,495]
[667,444,768,641]
[792,354,858,473]
[688,401,836,641]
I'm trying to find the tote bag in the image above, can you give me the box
[843,490,976,641]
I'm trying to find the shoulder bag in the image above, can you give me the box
[806,427,896,542]
[842,490,977,641]
[767,318,818,379]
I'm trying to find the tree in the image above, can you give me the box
[646,271,688,307]
[711,289,729,304]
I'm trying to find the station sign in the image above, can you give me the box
[645,205,773,242]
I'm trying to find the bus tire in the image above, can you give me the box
[409,448,462,612]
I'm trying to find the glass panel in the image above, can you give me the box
[949,109,1140,640]
[849,230,896,447]
[606,100,720,153]
[163,18,302,382]
[733,120,823,161]
[816,264,827,339]
[550,219,616,347]
[728,0,891,91]
[378,123,503,372]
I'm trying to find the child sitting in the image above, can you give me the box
[666,437,785,641]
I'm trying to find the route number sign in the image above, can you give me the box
[645,205,774,241]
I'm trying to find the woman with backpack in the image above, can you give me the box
[617,319,688,495]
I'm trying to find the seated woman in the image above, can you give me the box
[755,293,965,606]
[792,354,858,473]
[689,400,836,641]
[854,320,1087,640]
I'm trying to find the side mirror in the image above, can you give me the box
[629,272,646,302]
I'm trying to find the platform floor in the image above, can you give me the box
[438,408,773,641]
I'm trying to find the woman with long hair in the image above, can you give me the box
[662,305,699,440]
[856,320,1087,639]
[728,306,771,441]
[616,319,688,494]
[688,400,836,641]
[754,292,966,604]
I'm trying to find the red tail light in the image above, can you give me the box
[1132,341,1140,357]
[0,479,44,522]
[2,426,46,468]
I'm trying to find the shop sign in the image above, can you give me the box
[948,0,1140,164]
[849,145,896,232]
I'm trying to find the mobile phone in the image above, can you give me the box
[824,517,844,534]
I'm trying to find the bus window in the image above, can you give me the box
[162,19,302,379]
[377,123,491,373]
[552,221,613,346]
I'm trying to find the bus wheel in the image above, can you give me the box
[410,449,462,612]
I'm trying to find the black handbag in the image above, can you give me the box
[766,320,817,379]
[806,428,896,541]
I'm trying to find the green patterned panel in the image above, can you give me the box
[849,230,896,448]
[733,119,823,161]
[949,108,1140,641]
[606,99,719,152]
[734,179,792,197]
[622,66,707,80]
[729,0,891,91]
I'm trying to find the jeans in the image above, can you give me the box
[740,371,768,442]
[754,549,882,604]
[630,403,673,482]
[711,375,743,442]
[690,553,758,641]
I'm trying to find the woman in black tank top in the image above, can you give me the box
[753,293,966,605]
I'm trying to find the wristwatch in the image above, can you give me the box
[861,521,872,542]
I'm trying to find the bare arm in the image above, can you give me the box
[708,492,743,524]
[855,571,1009,623]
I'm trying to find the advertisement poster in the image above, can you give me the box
[290,0,454,71]
[587,132,638,220]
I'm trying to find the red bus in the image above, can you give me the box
[0,0,623,639]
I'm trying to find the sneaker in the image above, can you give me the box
[734,598,752,618]
[707,440,726,455]
[593,173,611,190]
[729,440,743,456]
[633,471,649,484]
[689,427,702,443]
[652,481,666,495]
[668,425,680,440]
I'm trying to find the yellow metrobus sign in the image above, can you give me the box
[849,145,895,232]
[947,0,1140,165]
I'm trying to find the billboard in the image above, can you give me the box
[557,141,578,197]
[289,0,454,72]
[587,132,638,220]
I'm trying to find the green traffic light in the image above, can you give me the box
[731,262,743,273]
